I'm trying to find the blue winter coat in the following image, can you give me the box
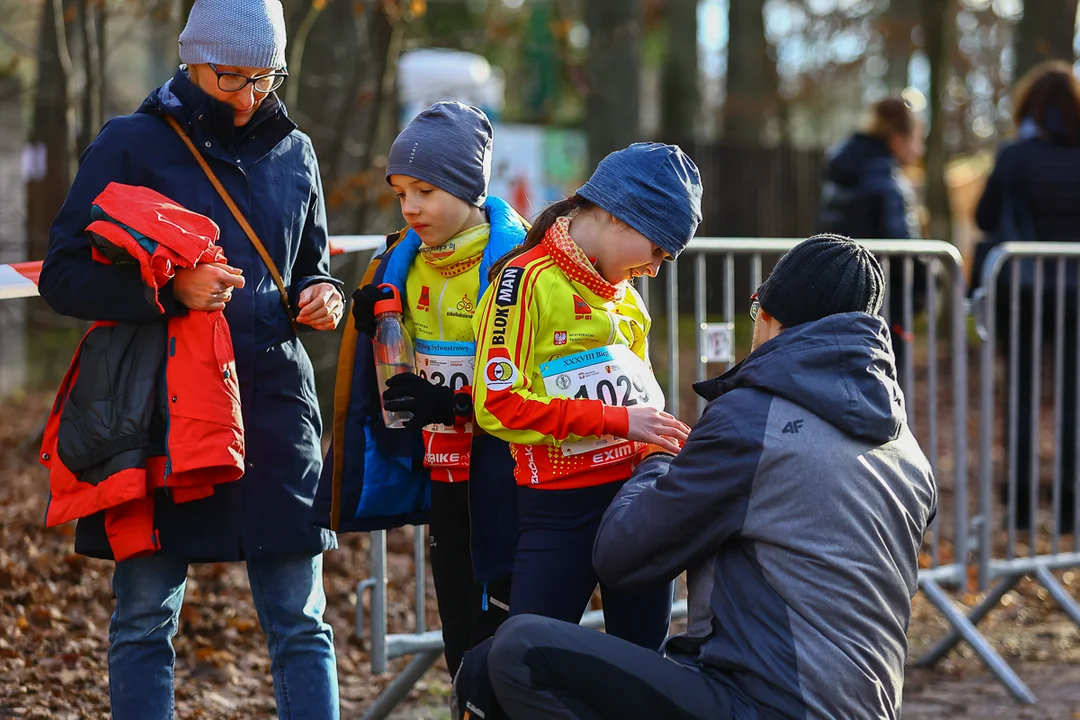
[817,133,924,319]
[313,197,525,582]
[817,133,920,242]
[39,68,340,562]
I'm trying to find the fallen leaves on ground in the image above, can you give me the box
[1,391,1078,719]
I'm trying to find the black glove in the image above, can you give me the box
[383,372,463,428]
[351,284,395,336]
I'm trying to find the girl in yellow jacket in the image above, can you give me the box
[472,142,701,650]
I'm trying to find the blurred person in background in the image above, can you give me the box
[818,96,925,385]
[974,60,1080,531]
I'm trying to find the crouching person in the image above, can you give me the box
[484,235,937,719]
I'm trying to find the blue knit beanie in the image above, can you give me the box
[179,0,288,70]
[386,102,493,207]
[576,142,703,259]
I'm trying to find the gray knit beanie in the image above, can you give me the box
[386,102,493,207]
[179,0,288,70]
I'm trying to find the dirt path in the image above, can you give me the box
[904,663,1080,718]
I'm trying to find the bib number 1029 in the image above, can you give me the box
[418,368,470,392]
[572,374,650,407]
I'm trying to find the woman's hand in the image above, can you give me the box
[173,262,245,311]
[624,406,691,455]
[297,283,344,330]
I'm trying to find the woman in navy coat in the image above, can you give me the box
[37,1,343,718]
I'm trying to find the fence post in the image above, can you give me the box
[369,530,389,675]
[0,75,27,397]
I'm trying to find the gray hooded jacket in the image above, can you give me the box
[594,312,936,720]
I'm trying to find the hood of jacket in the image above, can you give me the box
[85,183,227,312]
[695,312,905,444]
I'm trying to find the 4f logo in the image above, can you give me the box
[782,419,804,434]
[572,294,591,320]
[417,285,430,312]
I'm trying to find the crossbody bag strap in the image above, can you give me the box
[163,114,299,335]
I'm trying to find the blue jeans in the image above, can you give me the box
[108,553,338,720]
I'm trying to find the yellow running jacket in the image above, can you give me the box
[403,224,489,482]
[472,217,662,490]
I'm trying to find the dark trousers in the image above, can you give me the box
[996,294,1078,530]
[488,615,734,720]
[429,481,510,677]
[509,482,672,652]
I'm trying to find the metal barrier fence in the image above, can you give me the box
[919,242,1080,703]
[7,236,1077,713]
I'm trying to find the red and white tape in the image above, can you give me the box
[0,235,385,301]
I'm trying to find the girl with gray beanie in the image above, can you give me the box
[320,102,528,678]
[471,142,702,652]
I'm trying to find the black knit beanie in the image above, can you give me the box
[757,234,885,327]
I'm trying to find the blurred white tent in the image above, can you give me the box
[397,48,505,124]
[395,48,586,222]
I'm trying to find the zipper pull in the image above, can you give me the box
[481,583,489,612]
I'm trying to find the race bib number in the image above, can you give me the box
[415,339,474,434]
[540,345,664,456]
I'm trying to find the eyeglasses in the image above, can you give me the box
[749,292,761,322]
[207,63,288,94]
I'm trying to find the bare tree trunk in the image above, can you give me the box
[27,0,75,261]
[285,0,327,110]
[1015,0,1079,80]
[149,0,181,85]
[585,0,642,167]
[0,75,28,397]
[880,0,918,91]
[76,0,101,155]
[722,0,778,145]
[921,0,954,244]
[660,0,699,147]
[97,1,108,117]
[351,2,403,233]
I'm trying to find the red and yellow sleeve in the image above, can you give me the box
[472,261,629,446]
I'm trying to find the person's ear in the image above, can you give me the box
[758,307,784,335]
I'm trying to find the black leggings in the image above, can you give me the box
[488,614,734,720]
[508,482,672,652]
[429,480,510,677]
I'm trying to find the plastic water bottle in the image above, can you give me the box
[372,283,416,428]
